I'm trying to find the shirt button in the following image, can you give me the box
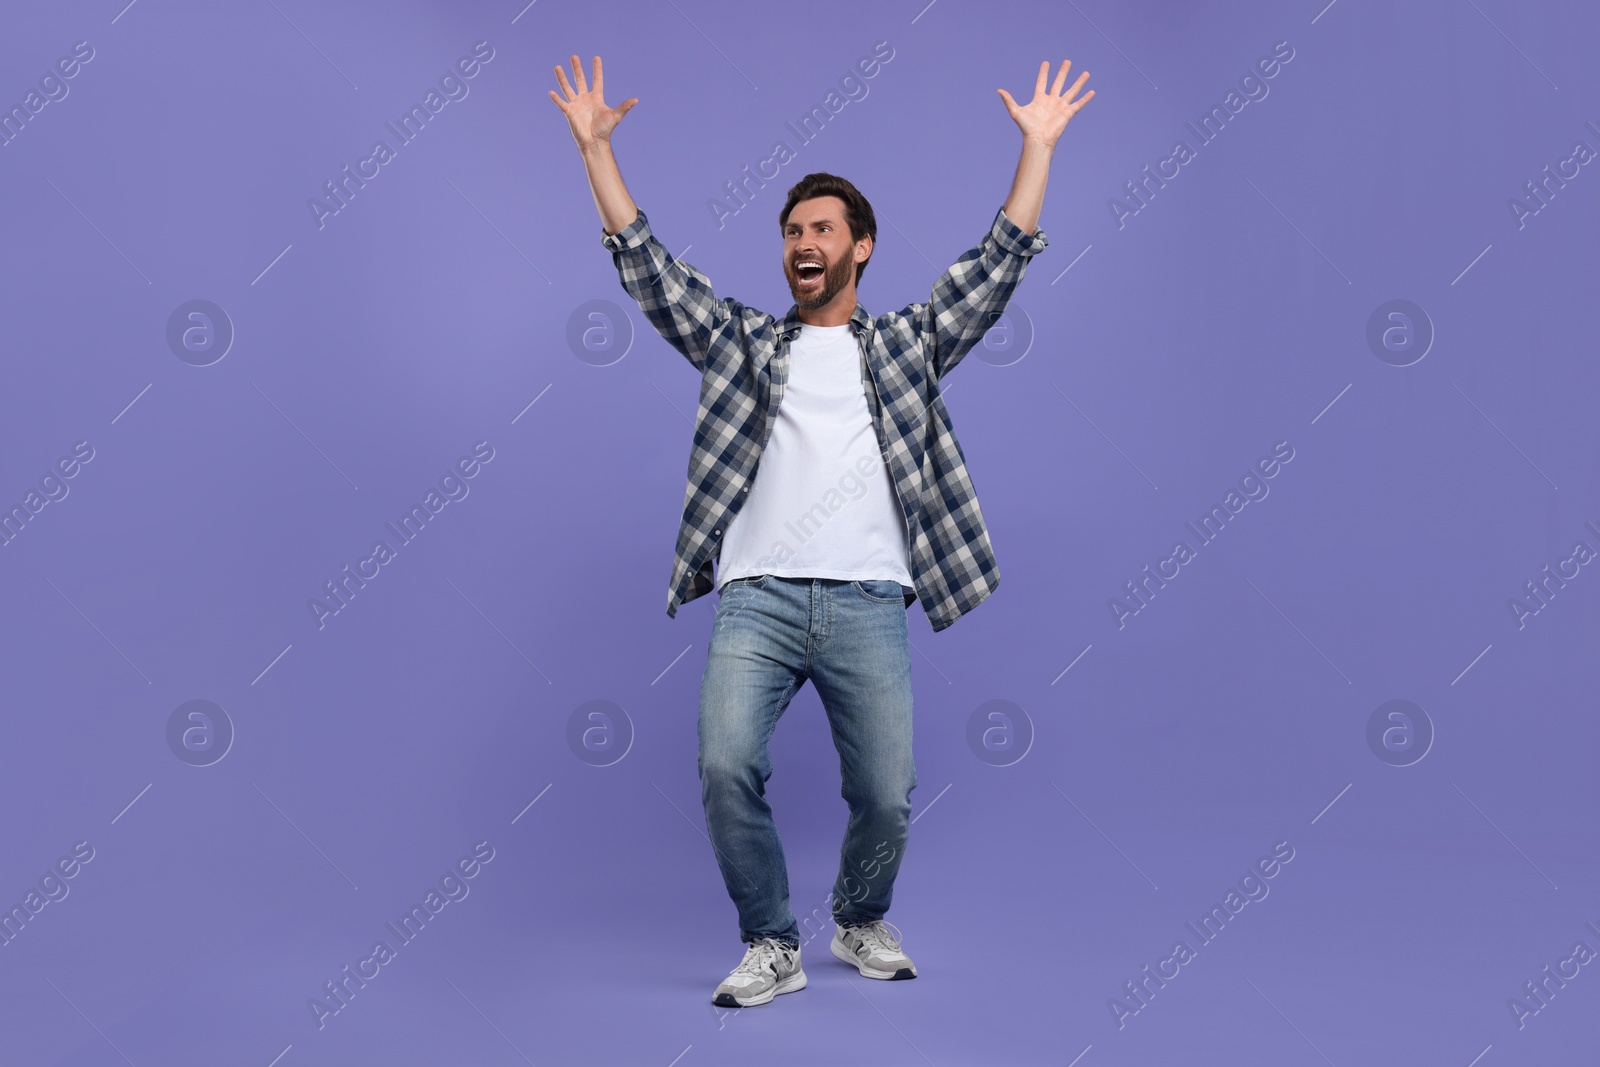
[713,528,721,536]
[742,485,749,492]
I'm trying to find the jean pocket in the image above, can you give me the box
[721,573,769,593]
[853,579,906,605]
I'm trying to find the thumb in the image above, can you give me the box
[617,96,639,118]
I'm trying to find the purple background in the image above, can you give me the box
[1,0,1596,1064]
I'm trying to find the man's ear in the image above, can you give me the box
[856,235,873,263]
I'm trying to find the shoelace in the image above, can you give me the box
[847,919,904,956]
[733,938,794,977]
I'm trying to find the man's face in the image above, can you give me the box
[782,196,869,312]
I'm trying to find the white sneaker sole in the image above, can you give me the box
[830,935,918,980]
[713,966,807,1008]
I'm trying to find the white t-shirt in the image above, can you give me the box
[716,322,913,593]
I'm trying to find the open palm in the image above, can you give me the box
[549,54,637,150]
[997,60,1094,147]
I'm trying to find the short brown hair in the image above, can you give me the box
[778,173,877,285]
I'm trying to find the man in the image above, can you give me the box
[550,53,1094,1008]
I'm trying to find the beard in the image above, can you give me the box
[788,252,854,311]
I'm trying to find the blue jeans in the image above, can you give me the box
[698,575,917,947]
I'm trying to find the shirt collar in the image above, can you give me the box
[778,301,872,340]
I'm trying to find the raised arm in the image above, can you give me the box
[903,59,1096,381]
[996,59,1095,234]
[550,54,639,235]
[551,54,747,373]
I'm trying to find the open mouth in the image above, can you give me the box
[795,261,824,288]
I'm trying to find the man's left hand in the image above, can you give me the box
[997,60,1095,148]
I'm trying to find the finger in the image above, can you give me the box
[592,55,603,95]
[1034,60,1048,99]
[570,53,588,94]
[1065,70,1090,102]
[548,88,566,111]
[1051,59,1071,96]
[554,63,574,99]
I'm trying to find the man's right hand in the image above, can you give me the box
[550,54,637,152]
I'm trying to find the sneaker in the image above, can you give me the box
[830,919,918,980]
[712,938,806,1007]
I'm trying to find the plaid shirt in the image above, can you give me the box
[601,204,1048,632]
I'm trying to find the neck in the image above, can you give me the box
[799,287,858,327]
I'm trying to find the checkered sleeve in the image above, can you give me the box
[902,206,1049,381]
[601,209,737,374]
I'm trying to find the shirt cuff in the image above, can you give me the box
[992,206,1049,256]
[600,208,651,252]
